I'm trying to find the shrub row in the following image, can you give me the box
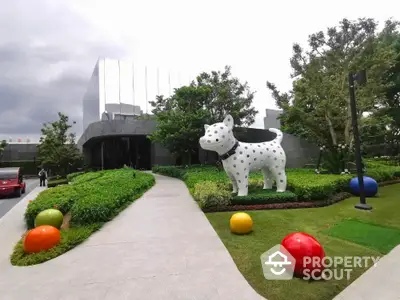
[47,178,69,188]
[66,171,84,182]
[0,160,40,175]
[152,160,400,209]
[25,169,155,228]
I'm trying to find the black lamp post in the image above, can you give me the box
[348,70,372,210]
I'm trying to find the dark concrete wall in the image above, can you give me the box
[78,119,157,149]
[199,127,319,168]
[1,144,39,161]
[79,120,319,168]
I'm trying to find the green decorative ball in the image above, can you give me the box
[35,209,64,229]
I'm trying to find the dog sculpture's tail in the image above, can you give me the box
[268,128,283,144]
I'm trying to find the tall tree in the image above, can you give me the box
[149,67,257,164]
[267,18,399,150]
[37,112,82,175]
[0,139,7,164]
[195,66,258,126]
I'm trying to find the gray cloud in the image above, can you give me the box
[0,0,129,141]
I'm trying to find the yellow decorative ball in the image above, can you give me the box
[230,212,253,234]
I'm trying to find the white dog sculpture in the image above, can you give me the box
[199,114,287,196]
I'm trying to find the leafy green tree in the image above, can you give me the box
[195,66,258,126]
[149,86,211,164]
[0,139,7,165]
[267,18,399,151]
[149,67,257,164]
[37,112,82,175]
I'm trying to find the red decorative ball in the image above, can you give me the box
[281,232,325,277]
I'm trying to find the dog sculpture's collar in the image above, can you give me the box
[220,141,239,160]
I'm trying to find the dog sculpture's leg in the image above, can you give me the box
[236,169,249,196]
[261,167,274,190]
[271,167,287,192]
[227,171,238,194]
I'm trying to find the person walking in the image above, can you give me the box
[38,168,47,187]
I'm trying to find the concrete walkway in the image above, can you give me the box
[0,174,265,300]
[334,245,400,300]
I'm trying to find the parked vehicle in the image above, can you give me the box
[0,167,26,197]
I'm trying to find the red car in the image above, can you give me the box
[0,167,26,197]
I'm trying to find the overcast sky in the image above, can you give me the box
[0,0,398,143]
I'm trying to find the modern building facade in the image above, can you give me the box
[264,108,282,129]
[78,59,319,170]
[82,58,143,132]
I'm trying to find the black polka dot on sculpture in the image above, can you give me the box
[278,172,282,175]
[260,152,263,154]
[241,160,244,163]
[254,158,257,161]
[274,158,277,160]
[214,131,217,134]
[258,145,260,147]
[220,127,223,129]
[247,154,250,158]
[280,179,283,182]
[275,166,278,168]
[234,157,237,160]
[280,152,282,154]
[244,168,247,171]
[245,175,248,178]
[245,146,248,149]
[233,164,236,168]
[207,140,211,143]
[253,150,255,153]
[236,172,239,175]
[222,135,225,138]
[239,151,243,154]
[267,148,269,151]
[238,180,241,183]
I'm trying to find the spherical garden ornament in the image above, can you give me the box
[349,176,378,197]
[230,212,253,234]
[281,232,325,277]
[23,225,61,253]
[35,208,64,229]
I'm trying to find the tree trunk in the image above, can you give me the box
[325,112,337,145]
[344,101,352,145]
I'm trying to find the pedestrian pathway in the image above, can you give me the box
[0,174,265,300]
[333,244,400,300]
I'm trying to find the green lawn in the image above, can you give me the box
[206,183,400,300]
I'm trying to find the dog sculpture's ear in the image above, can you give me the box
[204,124,210,131]
[223,115,234,129]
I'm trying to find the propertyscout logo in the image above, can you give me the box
[260,244,381,281]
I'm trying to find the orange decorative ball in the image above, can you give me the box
[23,225,61,253]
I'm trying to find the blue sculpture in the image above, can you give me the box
[349,176,378,197]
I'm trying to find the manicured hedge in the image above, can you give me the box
[25,185,78,228]
[24,169,155,228]
[66,171,84,182]
[152,160,400,208]
[232,189,298,205]
[0,160,40,175]
[47,178,69,188]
